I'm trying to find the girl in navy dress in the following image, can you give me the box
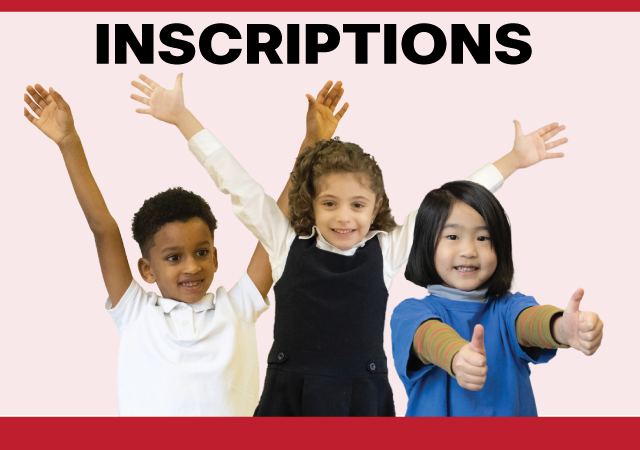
[391,181,604,416]
[132,73,570,416]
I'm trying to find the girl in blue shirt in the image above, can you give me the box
[391,181,604,416]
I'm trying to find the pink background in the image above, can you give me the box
[1,12,637,416]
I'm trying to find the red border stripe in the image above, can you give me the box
[3,1,640,11]
[1,417,638,447]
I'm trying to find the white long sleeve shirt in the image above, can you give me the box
[188,129,504,290]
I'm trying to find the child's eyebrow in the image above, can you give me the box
[443,223,488,231]
[161,246,182,253]
[350,196,370,202]
[317,194,338,200]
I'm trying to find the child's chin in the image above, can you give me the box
[450,281,483,292]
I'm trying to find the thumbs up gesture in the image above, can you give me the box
[555,288,604,356]
[452,325,488,391]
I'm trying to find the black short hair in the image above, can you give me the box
[132,187,218,258]
[405,180,514,297]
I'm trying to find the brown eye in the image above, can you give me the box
[446,235,458,240]
[197,249,209,257]
[477,236,490,242]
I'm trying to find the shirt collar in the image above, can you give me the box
[427,284,488,302]
[299,226,388,251]
[156,293,215,313]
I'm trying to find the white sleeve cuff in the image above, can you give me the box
[188,129,225,166]
[465,163,504,193]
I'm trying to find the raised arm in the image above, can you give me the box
[493,120,568,180]
[24,85,132,306]
[245,81,349,297]
[131,75,349,297]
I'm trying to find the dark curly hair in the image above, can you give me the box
[132,187,218,258]
[289,138,397,236]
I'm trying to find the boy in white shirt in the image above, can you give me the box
[23,78,349,415]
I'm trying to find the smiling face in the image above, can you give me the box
[312,172,380,250]
[434,202,497,292]
[138,217,218,303]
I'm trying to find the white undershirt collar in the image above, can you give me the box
[299,226,388,255]
[156,293,215,313]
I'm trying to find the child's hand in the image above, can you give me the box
[451,324,488,391]
[131,73,188,126]
[511,120,568,169]
[24,85,77,146]
[555,288,604,356]
[304,81,349,145]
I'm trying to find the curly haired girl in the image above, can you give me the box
[132,73,568,416]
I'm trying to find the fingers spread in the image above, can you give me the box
[24,107,38,125]
[139,74,159,90]
[535,122,560,136]
[316,80,333,104]
[34,84,53,105]
[542,152,565,160]
[26,85,47,110]
[545,137,568,151]
[135,108,151,115]
[130,93,150,106]
[24,93,42,115]
[335,102,349,120]
[541,124,566,141]
[329,85,344,112]
[132,80,153,97]
[324,81,343,108]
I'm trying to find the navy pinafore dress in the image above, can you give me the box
[254,235,395,416]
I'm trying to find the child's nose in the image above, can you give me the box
[183,256,201,274]
[460,240,478,258]
[336,206,351,223]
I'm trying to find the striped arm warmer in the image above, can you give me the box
[515,305,570,349]
[412,306,569,377]
[412,320,467,378]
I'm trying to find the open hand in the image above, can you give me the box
[131,73,187,125]
[452,325,488,391]
[557,289,604,356]
[511,120,568,169]
[24,85,77,146]
[305,80,349,144]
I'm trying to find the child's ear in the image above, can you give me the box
[138,257,156,283]
[212,247,219,273]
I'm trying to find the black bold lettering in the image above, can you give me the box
[287,24,300,64]
[97,24,109,64]
[247,24,283,64]
[401,24,446,65]
[495,23,532,65]
[305,24,340,64]
[343,24,380,64]
[199,23,242,65]
[384,24,397,64]
[451,24,490,64]
[115,24,154,64]
[159,23,195,65]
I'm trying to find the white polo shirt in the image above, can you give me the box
[106,272,268,416]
